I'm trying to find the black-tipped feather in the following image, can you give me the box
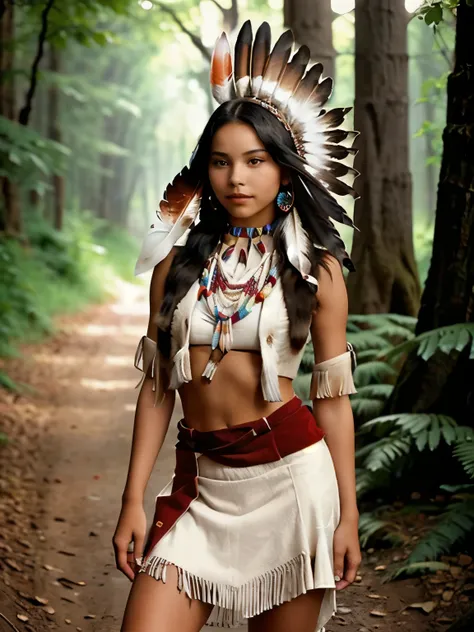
[251,22,271,83]
[273,45,310,102]
[294,62,323,103]
[234,20,252,96]
[259,30,294,99]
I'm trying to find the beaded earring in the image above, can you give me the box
[276,183,294,213]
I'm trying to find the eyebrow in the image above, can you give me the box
[210,149,268,157]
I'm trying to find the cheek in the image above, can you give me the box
[252,166,281,200]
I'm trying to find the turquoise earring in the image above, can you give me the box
[276,184,294,213]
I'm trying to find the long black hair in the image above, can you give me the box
[158,99,350,361]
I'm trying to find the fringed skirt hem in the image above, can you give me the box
[138,552,336,630]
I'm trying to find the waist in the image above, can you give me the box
[176,395,325,467]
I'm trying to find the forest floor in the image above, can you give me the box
[0,279,473,632]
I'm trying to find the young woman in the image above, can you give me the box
[113,21,361,632]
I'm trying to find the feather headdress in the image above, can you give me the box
[135,20,358,280]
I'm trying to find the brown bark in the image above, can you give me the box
[347,0,420,315]
[48,45,64,230]
[18,0,55,127]
[386,0,474,426]
[0,2,21,234]
[284,0,336,79]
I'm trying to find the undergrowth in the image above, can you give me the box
[0,212,139,362]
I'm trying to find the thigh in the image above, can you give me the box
[121,566,213,632]
[248,588,326,632]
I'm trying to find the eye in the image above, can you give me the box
[211,159,228,167]
[249,158,264,165]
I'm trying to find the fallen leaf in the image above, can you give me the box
[408,601,436,614]
[17,614,29,622]
[58,550,76,556]
[84,614,96,619]
[436,617,454,624]
[338,607,352,614]
[6,559,22,572]
[459,554,472,567]
[450,566,462,577]
[33,596,49,605]
[355,574,362,582]
[58,577,86,587]
[43,605,55,615]
[462,583,474,593]
[368,594,388,600]
[442,590,454,602]
[370,610,387,617]
[374,565,386,571]
[65,619,71,624]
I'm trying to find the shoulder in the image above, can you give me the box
[314,253,347,311]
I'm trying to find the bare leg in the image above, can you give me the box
[121,566,214,632]
[248,588,326,632]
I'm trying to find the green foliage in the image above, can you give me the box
[453,441,474,478]
[0,213,139,360]
[393,499,474,577]
[0,115,69,191]
[415,1,465,26]
[381,323,474,363]
[358,511,405,548]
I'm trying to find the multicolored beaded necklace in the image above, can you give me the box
[197,220,279,381]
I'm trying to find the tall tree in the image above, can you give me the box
[0,2,21,234]
[48,45,64,230]
[283,0,336,79]
[347,0,420,315]
[386,0,474,427]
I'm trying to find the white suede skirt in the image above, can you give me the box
[137,438,340,631]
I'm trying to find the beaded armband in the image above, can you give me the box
[310,342,357,399]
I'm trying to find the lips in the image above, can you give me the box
[227,194,252,199]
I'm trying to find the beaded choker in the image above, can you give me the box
[225,221,276,239]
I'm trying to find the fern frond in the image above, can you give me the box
[358,511,405,548]
[356,434,412,471]
[354,361,397,387]
[356,468,390,498]
[383,323,474,363]
[358,413,466,450]
[354,384,394,400]
[453,439,474,478]
[351,398,385,421]
[403,498,474,564]
[390,561,450,580]
[348,331,388,351]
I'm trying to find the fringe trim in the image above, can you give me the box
[139,552,311,627]
[310,348,357,400]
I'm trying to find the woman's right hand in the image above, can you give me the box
[112,499,147,581]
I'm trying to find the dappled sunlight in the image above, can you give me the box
[104,355,134,367]
[31,353,83,366]
[76,323,144,339]
[80,378,137,391]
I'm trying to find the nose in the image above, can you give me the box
[229,164,245,187]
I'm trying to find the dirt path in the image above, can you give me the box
[1,280,463,632]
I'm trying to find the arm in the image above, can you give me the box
[113,250,176,580]
[310,255,361,590]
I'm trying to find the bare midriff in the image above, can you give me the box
[177,345,296,432]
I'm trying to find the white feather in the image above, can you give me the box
[282,208,318,287]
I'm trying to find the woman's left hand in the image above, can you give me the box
[333,516,362,590]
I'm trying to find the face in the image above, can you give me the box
[208,121,287,227]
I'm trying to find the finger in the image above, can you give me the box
[333,549,345,587]
[114,541,135,582]
[134,533,146,562]
[344,557,360,586]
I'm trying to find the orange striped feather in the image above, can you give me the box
[210,34,234,103]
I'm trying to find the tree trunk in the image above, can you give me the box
[346,0,420,315]
[284,0,336,79]
[0,2,21,234]
[48,45,64,230]
[386,0,474,426]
